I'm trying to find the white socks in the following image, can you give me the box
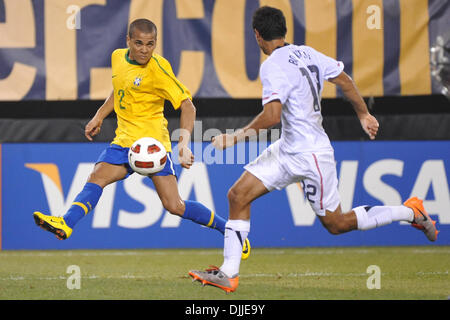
[220,219,250,278]
[354,205,414,230]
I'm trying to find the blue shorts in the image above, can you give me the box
[96,144,178,178]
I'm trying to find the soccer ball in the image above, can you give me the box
[128,137,167,176]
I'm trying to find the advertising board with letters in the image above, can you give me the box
[1,141,449,250]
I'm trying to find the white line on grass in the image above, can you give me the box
[1,270,447,282]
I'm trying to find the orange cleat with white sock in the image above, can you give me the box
[403,197,439,242]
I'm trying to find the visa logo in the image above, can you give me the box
[25,159,450,230]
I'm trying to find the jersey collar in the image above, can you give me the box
[125,49,142,65]
[274,42,290,52]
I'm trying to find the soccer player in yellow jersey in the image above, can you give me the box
[33,19,250,258]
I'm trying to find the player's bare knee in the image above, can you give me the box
[162,199,185,216]
[87,172,107,188]
[322,218,348,235]
[326,225,342,235]
[322,221,339,235]
[227,187,237,204]
[227,187,246,208]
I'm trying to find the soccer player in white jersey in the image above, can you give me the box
[189,6,439,293]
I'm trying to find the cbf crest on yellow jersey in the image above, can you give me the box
[110,48,192,152]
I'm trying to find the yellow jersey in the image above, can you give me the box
[110,48,192,152]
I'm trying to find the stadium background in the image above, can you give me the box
[0,0,449,250]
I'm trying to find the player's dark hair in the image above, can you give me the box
[252,6,287,41]
[128,19,157,38]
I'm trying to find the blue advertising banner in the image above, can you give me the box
[1,0,449,100]
[1,141,449,250]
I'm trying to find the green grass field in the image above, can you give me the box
[0,246,448,300]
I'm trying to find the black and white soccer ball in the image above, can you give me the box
[128,137,167,176]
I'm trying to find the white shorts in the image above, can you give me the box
[244,140,340,216]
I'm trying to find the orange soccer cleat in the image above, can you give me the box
[189,266,239,293]
[403,197,439,242]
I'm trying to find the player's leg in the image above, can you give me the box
[319,200,438,241]
[33,162,128,239]
[308,153,438,241]
[221,170,269,274]
[34,145,131,240]
[151,174,228,234]
[34,162,128,239]
[189,170,269,292]
[190,141,285,292]
[318,204,414,234]
[219,142,286,279]
[63,162,128,227]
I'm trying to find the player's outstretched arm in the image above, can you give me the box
[212,100,282,150]
[85,90,115,141]
[328,72,379,140]
[178,98,196,169]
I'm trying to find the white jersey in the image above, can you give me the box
[260,44,344,153]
